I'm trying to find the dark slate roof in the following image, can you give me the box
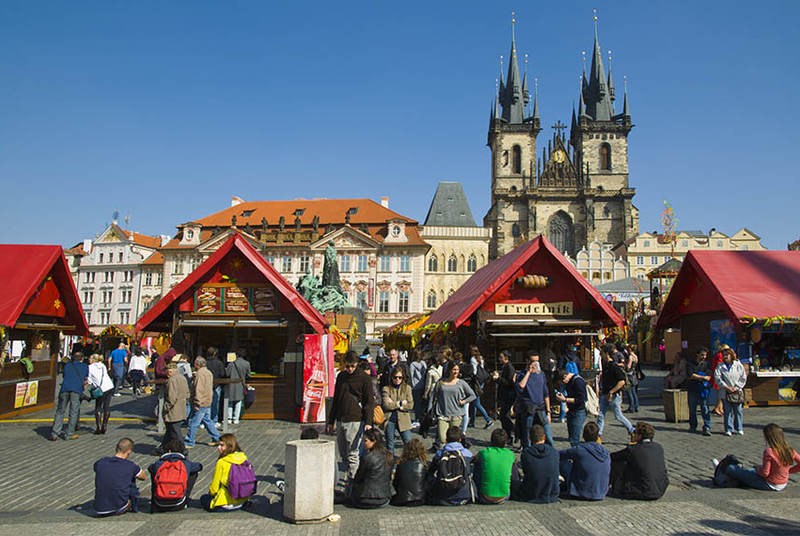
[423,182,477,227]
[595,277,650,294]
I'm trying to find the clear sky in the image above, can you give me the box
[1,1,797,250]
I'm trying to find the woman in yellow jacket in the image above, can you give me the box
[200,433,251,511]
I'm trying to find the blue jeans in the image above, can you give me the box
[597,393,633,436]
[384,416,411,456]
[51,391,81,437]
[210,385,222,423]
[412,389,425,423]
[626,384,639,411]
[724,465,773,491]
[566,409,586,447]
[521,408,554,448]
[184,406,221,446]
[722,399,743,433]
[470,394,492,425]
[461,402,470,433]
[112,364,125,394]
[687,390,711,432]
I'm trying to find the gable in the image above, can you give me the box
[308,226,379,251]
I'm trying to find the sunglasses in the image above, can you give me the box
[392,375,403,379]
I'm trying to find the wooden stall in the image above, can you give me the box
[0,245,90,418]
[136,233,330,421]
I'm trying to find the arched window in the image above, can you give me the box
[447,254,457,272]
[599,143,611,171]
[512,223,521,238]
[512,145,522,174]
[448,288,455,298]
[439,290,445,303]
[467,254,477,272]
[426,289,437,309]
[427,255,438,272]
[547,210,574,255]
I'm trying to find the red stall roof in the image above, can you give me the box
[657,250,800,329]
[0,244,89,335]
[135,233,328,334]
[424,236,623,328]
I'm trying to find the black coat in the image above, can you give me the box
[610,441,669,500]
[392,459,427,505]
[518,443,560,503]
[351,450,393,504]
[205,357,226,380]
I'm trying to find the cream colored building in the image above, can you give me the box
[569,240,629,285]
[614,228,766,279]
[421,182,491,312]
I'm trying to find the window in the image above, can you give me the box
[547,211,574,255]
[299,255,310,273]
[85,311,91,324]
[398,255,410,272]
[643,240,651,248]
[100,311,110,325]
[680,240,688,247]
[512,145,522,174]
[104,271,114,282]
[599,143,611,170]
[379,255,391,272]
[592,271,601,280]
[512,223,521,238]
[282,256,292,272]
[99,253,104,263]
[119,311,130,324]
[650,256,659,265]
[191,257,200,271]
[172,259,183,275]
[123,270,134,282]
[156,272,163,286]
[427,255,438,272]
[84,272,96,283]
[426,290,437,309]
[604,272,611,280]
[266,256,275,267]
[378,291,390,313]
[118,252,123,263]
[398,291,409,313]
[338,255,351,272]
[636,256,644,265]
[447,255,457,272]
[83,291,94,304]
[186,229,194,239]
[467,255,477,272]
[121,290,132,303]
[356,291,367,310]
[145,272,152,286]
[716,240,723,247]
[357,255,368,272]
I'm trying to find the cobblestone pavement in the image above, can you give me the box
[0,369,797,535]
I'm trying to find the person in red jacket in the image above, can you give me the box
[709,345,726,416]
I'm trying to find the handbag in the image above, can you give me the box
[90,386,104,399]
[725,389,745,405]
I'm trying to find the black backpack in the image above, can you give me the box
[436,449,467,495]
[713,455,743,487]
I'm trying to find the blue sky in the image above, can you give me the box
[1,1,797,249]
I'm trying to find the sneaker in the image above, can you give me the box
[712,458,720,468]
[233,420,239,425]
[69,434,79,440]
[725,431,732,436]
[185,444,194,449]
[702,429,712,436]
[484,420,494,429]
[207,441,218,446]
[113,393,122,397]
[737,430,744,435]
[214,422,222,429]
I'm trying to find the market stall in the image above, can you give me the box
[423,236,624,410]
[136,233,332,421]
[382,312,430,351]
[657,250,800,405]
[0,245,90,418]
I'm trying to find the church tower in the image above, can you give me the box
[484,19,540,260]
[569,21,638,247]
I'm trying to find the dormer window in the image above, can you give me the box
[186,230,194,239]
[241,209,255,218]
[391,225,401,237]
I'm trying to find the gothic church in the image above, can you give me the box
[484,23,639,260]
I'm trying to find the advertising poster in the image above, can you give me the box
[13,381,39,409]
[301,334,330,423]
[709,319,736,354]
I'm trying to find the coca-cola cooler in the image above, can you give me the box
[301,334,335,423]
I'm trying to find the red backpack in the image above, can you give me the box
[154,460,188,500]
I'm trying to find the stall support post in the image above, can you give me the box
[156,389,165,434]
[222,399,230,434]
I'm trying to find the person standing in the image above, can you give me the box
[93,438,146,516]
[686,347,712,436]
[469,345,493,429]
[555,368,587,447]
[184,357,222,448]
[127,348,148,397]
[597,346,634,438]
[378,348,410,389]
[625,344,641,413]
[49,351,89,441]
[225,352,251,425]
[408,349,427,425]
[326,351,376,491]
[160,363,189,453]
[514,353,554,448]
[493,350,516,443]
[381,367,414,457]
[205,347,226,426]
[454,352,475,438]
[109,342,128,397]
[88,354,115,435]
[715,347,747,436]
[429,363,476,447]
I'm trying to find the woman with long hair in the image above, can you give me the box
[392,438,428,506]
[719,423,800,490]
[714,347,747,435]
[350,428,393,508]
[624,344,640,413]
[87,354,114,434]
[429,362,476,447]
[201,433,254,511]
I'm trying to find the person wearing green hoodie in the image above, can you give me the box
[558,422,610,500]
[200,433,252,511]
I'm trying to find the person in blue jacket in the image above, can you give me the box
[559,422,610,500]
[514,424,559,503]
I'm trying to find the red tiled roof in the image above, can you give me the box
[657,250,800,329]
[424,236,624,328]
[0,245,90,335]
[142,252,164,265]
[64,244,87,255]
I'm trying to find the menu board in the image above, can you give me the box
[224,286,251,313]
[253,287,277,313]
[195,287,222,314]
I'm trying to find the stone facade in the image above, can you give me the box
[569,240,629,285]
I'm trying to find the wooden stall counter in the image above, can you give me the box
[746,371,800,406]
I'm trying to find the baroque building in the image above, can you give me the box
[484,22,638,260]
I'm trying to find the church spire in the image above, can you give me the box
[622,76,631,119]
[533,77,540,120]
[583,10,613,121]
[499,13,526,124]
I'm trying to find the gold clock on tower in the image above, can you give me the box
[553,149,566,163]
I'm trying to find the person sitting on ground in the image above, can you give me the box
[201,433,253,511]
[93,438,146,516]
[148,438,203,512]
[716,423,800,491]
[558,422,610,501]
[350,428,394,508]
[610,421,669,500]
[473,429,515,504]
[428,425,476,506]
[514,424,559,504]
[88,354,115,435]
[392,438,428,506]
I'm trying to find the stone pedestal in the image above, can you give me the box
[283,439,335,524]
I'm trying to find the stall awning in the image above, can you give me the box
[657,250,800,329]
[135,233,328,334]
[424,236,624,328]
[0,244,89,336]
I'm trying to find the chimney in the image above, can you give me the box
[231,196,245,207]
[82,239,92,254]
[380,196,389,208]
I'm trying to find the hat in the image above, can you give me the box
[171,353,184,362]
[718,344,731,352]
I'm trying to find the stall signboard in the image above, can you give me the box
[494,301,574,316]
[301,334,331,423]
[193,285,279,315]
[13,380,38,409]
